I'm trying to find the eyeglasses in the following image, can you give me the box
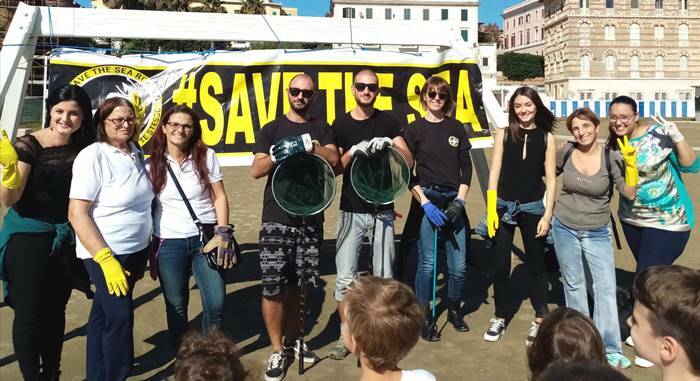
[354,82,379,92]
[166,121,193,131]
[427,91,448,101]
[105,117,136,126]
[288,87,314,99]
[609,114,636,123]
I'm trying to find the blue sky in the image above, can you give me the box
[75,0,520,27]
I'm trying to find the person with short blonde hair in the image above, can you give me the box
[343,276,435,381]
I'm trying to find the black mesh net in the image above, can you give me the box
[350,147,410,206]
[272,153,336,216]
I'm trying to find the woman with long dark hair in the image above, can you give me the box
[0,84,95,381]
[148,105,231,350]
[484,86,557,345]
[404,76,472,342]
[69,97,154,380]
[606,96,698,272]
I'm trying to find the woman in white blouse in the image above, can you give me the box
[68,97,154,381]
[147,105,231,349]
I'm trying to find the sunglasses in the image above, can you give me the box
[354,82,379,92]
[289,87,314,99]
[427,91,448,101]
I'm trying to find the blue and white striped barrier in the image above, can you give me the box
[548,100,696,119]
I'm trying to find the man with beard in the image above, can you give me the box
[328,69,414,360]
[251,73,339,381]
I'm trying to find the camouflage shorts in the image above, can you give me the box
[258,222,322,297]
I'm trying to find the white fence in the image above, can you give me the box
[548,100,696,119]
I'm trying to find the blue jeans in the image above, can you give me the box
[83,249,147,381]
[551,217,622,354]
[334,210,395,301]
[157,235,225,348]
[620,221,691,273]
[415,189,467,306]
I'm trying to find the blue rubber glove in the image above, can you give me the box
[422,201,447,227]
[270,133,313,163]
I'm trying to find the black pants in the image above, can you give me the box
[492,211,549,319]
[4,232,75,381]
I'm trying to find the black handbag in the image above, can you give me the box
[166,162,240,270]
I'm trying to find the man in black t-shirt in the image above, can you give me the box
[328,69,414,360]
[251,73,339,381]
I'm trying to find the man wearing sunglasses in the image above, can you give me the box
[328,69,414,360]
[251,73,339,381]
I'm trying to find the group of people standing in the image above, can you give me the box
[0,68,696,381]
[0,86,232,380]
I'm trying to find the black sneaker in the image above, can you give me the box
[286,338,319,364]
[483,318,506,342]
[265,351,290,381]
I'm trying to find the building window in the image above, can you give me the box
[461,30,468,41]
[342,7,355,18]
[483,57,489,67]
[461,9,468,21]
[366,8,373,19]
[423,9,429,20]
[581,54,591,78]
[678,91,691,100]
[679,0,688,10]
[655,0,663,8]
[605,92,619,100]
[580,0,589,8]
[654,25,664,40]
[654,92,668,100]
[441,9,448,20]
[579,91,592,100]
[511,35,515,47]
[630,23,640,45]
[655,55,664,78]
[630,54,640,78]
[527,30,531,44]
[518,16,523,25]
[631,0,638,7]
[605,25,616,41]
[519,31,523,46]
[606,0,613,8]
[580,22,590,44]
[680,55,689,73]
[605,55,617,72]
[404,8,410,20]
[679,24,689,46]
[385,8,392,19]
[526,14,530,23]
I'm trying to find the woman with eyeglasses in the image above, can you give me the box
[607,96,698,273]
[483,86,556,346]
[147,105,231,350]
[68,97,154,381]
[404,76,472,342]
[0,84,95,381]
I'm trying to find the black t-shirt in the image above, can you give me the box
[333,110,403,213]
[253,115,336,226]
[14,134,81,224]
[498,127,547,203]
[404,118,472,190]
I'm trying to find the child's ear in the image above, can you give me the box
[659,336,680,366]
[347,334,358,354]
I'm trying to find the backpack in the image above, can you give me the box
[558,143,622,250]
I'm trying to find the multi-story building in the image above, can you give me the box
[541,0,699,101]
[330,0,479,47]
[502,0,545,55]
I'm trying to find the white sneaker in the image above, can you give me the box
[625,336,635,347]
[484,318,506,342]
[525,321,540,346]
[634,356,655,368]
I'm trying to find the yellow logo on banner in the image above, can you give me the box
[70,65,163,146]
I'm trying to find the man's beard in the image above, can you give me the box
[291,101,311,115]
[355,96,375,107]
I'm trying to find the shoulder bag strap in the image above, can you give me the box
[166,162,203,232]
[603,147,623,250]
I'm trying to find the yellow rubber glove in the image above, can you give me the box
[486,190,499,238]
[93,247,131,297]
[617,135,638,187]
[0,130,20,189]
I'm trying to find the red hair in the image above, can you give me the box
[150,105,212,196]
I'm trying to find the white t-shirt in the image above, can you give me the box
[70,142,154,259]
[402,369,436,381]
[151,148,223,239]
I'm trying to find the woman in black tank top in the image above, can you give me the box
[482,87,557,345]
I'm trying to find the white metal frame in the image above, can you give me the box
[0,2,506,138]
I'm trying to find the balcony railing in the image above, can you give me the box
[631,8,639,16]
[605,8,614,16]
